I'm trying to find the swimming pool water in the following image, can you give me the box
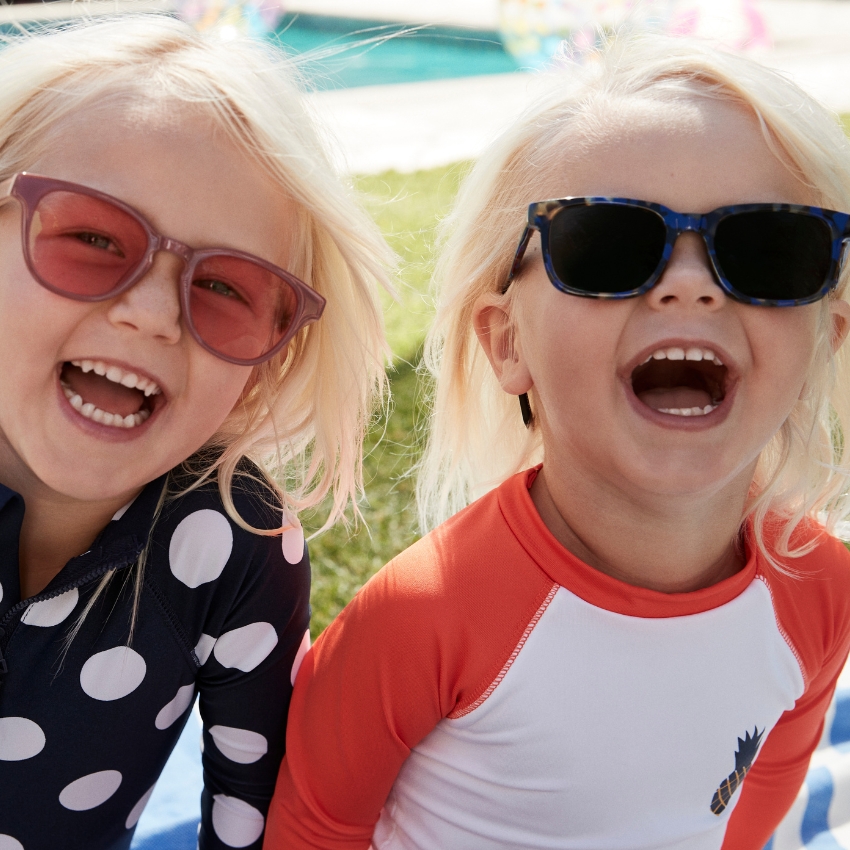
[0,10,520,88]
[274,14,519,89]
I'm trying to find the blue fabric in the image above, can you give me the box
[801,768,837,845]
[766,681,850,849]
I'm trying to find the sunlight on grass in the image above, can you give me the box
[355,165,468,363]
[306,163,465,637]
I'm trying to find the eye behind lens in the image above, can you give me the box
[714,210,832,301]
[548,204,667,295]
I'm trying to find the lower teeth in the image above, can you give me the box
[61,383,150,428]
[658,404,718,416]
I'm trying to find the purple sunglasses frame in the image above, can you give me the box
[0,172,326,366]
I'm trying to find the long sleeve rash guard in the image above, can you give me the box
[266,467,850,850]
[0,464,310,850]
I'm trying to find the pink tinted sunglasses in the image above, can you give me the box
[0,172,325,366]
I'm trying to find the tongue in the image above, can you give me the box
[639,386,714,411]
[62,365,146,417]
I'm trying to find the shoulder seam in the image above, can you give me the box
[755,573,808,688]
[449,582,559,719]
[144,572,202,671]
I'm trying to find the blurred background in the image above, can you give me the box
[3,2,850,846]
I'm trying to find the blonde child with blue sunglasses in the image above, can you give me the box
[269,33,850,850]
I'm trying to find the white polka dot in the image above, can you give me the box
[155,684,195,730]
[21,588,79,627]
[212,795,264,847]
[280,513,305,565]
[59,770,122,811]
[0,717,45,761]
[213,623,278,673]
[194,633,217,666]
[125,784,155,829]
[290,630,311,686]
[169,510,233,588]
[80,646,146,701]
[209,725,268,765]
[0,835,23,850]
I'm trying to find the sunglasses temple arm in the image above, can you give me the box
[519,393,533,428]
[503,226,534,294]
[0,176,15,209]
[502,226,536,427]
[837,237,850,286]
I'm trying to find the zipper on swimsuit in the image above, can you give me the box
[0,548,140,688]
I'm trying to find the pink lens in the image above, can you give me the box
[189,254,298,361]
[28,191,149,296]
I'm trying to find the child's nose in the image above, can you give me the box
[644,232,725,310]
[105,252,182,343]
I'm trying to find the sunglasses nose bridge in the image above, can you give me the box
[156,237,193,266]
[666,211,705,238]
[665,213,714,268]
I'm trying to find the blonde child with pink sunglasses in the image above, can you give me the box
[0,15,389,850]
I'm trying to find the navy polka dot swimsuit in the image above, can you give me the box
[0,464,311,849]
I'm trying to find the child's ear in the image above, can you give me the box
[829,297,850,353]
[472,295,533,395]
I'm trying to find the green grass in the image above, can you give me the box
[355,164,469,363]
[305,163,467,637]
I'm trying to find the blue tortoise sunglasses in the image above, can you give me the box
[505,197,850,306]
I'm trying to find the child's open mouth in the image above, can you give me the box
[59,360,162,429]
[631,346,728,417]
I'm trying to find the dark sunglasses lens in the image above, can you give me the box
[714,210,832,301]
[189,255,299,362]
[29,191,148,296]
[548,204,667,294]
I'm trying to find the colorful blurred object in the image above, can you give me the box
[175,0,286,39]
[499,0,770,69]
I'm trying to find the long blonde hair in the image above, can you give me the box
[418,31,850,565]
[0,15,392,532]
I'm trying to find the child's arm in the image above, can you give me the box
[263,564,454,848]
[192,509,311,850]
[263,522,554,849]
[723,534,850,848]
[721,680,835,848]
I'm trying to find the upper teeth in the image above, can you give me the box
[70,360,161,397]
[642,347,723,366]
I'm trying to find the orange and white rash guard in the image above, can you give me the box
[266,468,850,850]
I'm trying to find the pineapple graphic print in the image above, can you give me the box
[711,728,764,814]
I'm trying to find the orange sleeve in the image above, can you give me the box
[722,532,850,849]
[263,492,554,849]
